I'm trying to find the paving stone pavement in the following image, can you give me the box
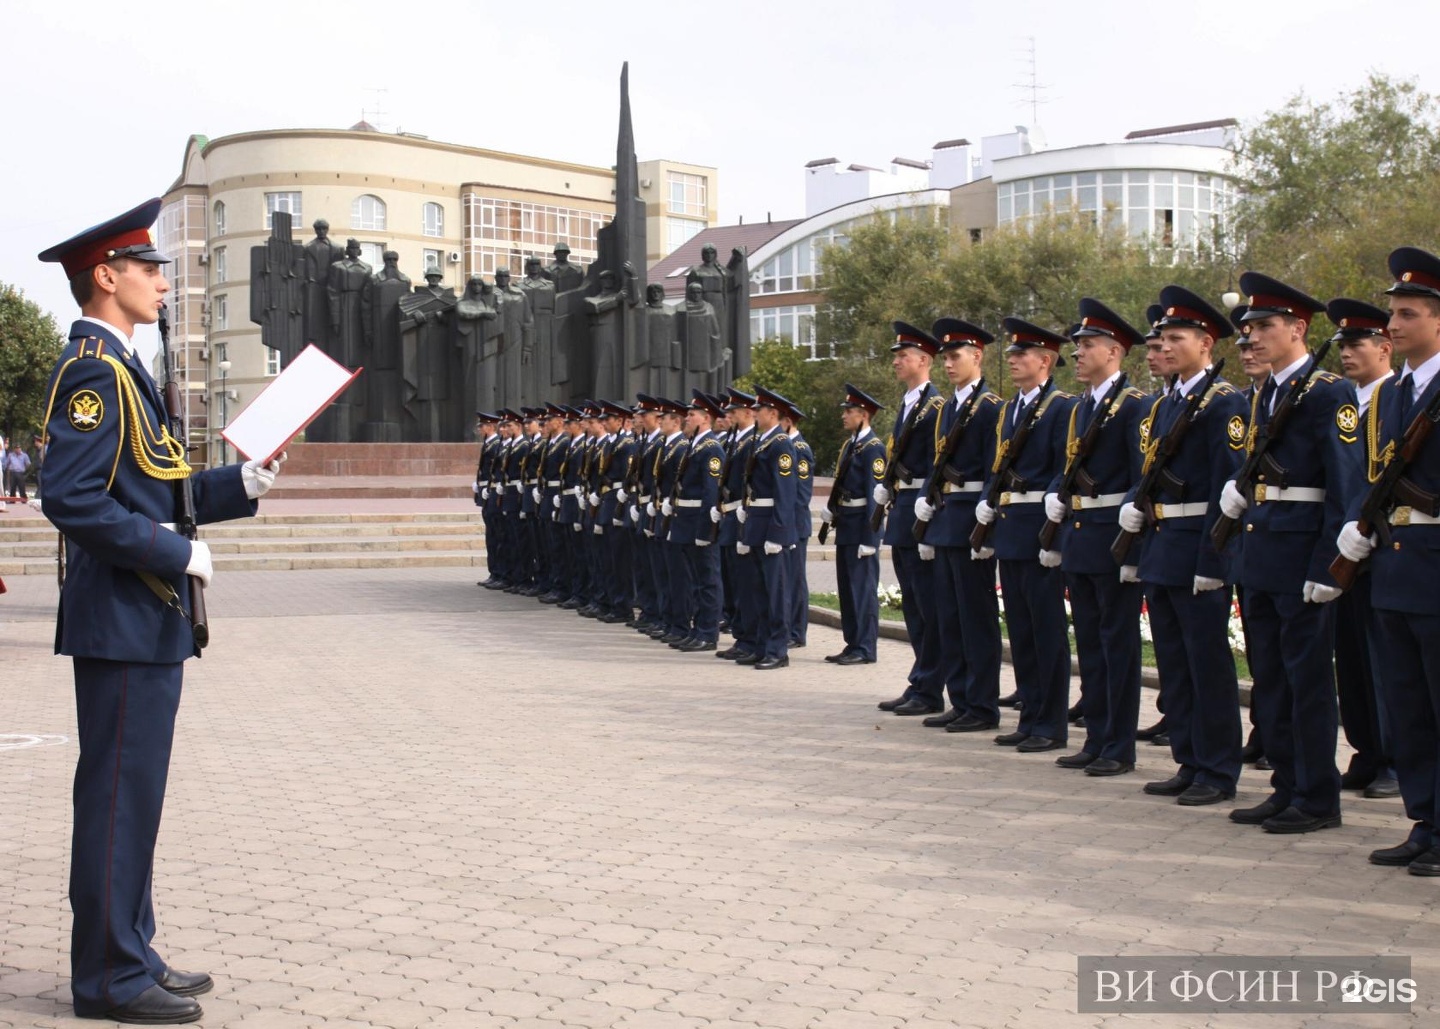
[1,566,1434,1029]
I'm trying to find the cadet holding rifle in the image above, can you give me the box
[38,198,279,1024]
[1215,274,1361,834]
[1117,286,1246,809]
[1334,247,1440,876]
[823,385,887,667]
[910,318,1004,731]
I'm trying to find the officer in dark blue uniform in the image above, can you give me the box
[536,405,571,603]
[595,402,636,622]
[1337,247,1440,874]
[976,319,1076,751]
[559,406,593,608]
[671,391,727,651]
[626,396,662,632]
[717,388,761,661]
[39,198,273,1024]
[782,399,814,648]
[480,411,516,589]
[1218,274,1361,832]
[1120,286,1247,807]
[1326,300,1399,798]
[874,323,946,714]
[474,412,503,587]
[741,387,799,669]
[824,385,887,666]
[652,398,692,641]
[1042,301,1148,775]
[910,319,1003,730]
[500,410,531,592]
[1134,304,1173,746]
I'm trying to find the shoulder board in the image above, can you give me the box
[923,396,945,413]
[980,393,1001,405]
[1123,386,1146,399]
[1313,370,1341,384]
[1210,381,1237,395]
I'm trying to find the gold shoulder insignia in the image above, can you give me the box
[1226,414,1246,449]
[872,456,885,476]
[799,459,810,478]
[1336,403,1359,439]
[708,455,722,475]
[778,453,793,471]
[1315,370,1341,383]
[68,389,104,431]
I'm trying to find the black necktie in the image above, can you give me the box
[1397,373,1415,425]
[1013,397,1027,428]
[1259,376,1277,419]
[1078,393,1095,433]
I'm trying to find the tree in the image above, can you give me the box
[0,282,65,449]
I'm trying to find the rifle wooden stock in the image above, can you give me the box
[914,378,987,544]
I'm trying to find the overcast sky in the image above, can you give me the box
[5,0,1439,337]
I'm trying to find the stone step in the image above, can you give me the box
[1,550,488,577]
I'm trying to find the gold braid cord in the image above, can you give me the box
[103,355,192,481]
[1367,379,1393,484]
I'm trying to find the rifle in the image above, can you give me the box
[1330,380,1440,590]
[871,391,933,533]
[158,304,208,650]
[1110,359,1226,566]
[970,380,1054,551]
[818,435,858,546]
[1037,373,1128,551]
[914,379,987,543]
[660,433,694,539]
[711,430,740,542]
[1211,341,1332,551]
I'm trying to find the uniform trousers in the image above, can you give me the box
[662,540,693,636]
[754,549,790,661]
[835,545,879,661]
[891,545,941,702]
[1067,571,1142,765]
[997,559,1071,742]
[1147,584,1242,792]
[632,527,656,621]
[687,543,721,642]
[607,526,633,616]
[786,542,809,645]
[730,544,763,655]
[933,547,1001,721]
[1334,576,1394,781]
[1372,610,1440,848]
[70,658,182,1015]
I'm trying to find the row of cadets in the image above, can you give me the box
[820,384,887,665]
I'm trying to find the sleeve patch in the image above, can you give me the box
[1336,404,1359,435]
[1226,415,1245,447]
[778,453,793,471]
[69,389,104,431]
[798,460,810,478]
[708,456,722,475]
[872,457,886,476]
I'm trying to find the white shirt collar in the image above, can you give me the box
[1356,369,1394,412]
[1088,371,1122,405]
[1015,383,1042,406]
[76,316,134,359]
[901,383,925,411]
[1270,353,1311,391]
[1403,349,1440,398]
[758,425,779,442]
[664,430,683,444]
[734,424,754,440]
[787,428,801,439]
[647,429,662,442]
[855,426,873,442]
[953,379,979,406]
[1174,368,1211,398]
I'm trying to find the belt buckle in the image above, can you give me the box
[1254,483,1268,503]
[999,491,1012,506]
[1393,506,1413,527]
[1072,496,1084,511]
[1153,502,1165,519]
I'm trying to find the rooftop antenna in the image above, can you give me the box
[362,86,390,132]
[1013,36,1051,127]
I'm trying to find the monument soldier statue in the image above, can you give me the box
[398,269,458,441]
[302,218,345,352]
[364,250,411,441]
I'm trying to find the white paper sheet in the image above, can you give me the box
[221,345,361,463]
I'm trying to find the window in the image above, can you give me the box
[667,218,704,253]
[213,201,226,236]
[265,347,280,377]
[264,192,302,229]
[214,294,228,331]
[667,172,707,217]
[422,202,444,238]
[969,228,983,244]
[213,246,227,284]
[358,242,385,268]
[423,248,443,274]
[351,194,386,231]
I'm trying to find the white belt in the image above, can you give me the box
[477,481,490,488]
[839,498,868,507]
[545,480,561,487]
[747,498,776,508]
[676,499,703,508]
[1253,484,1325,504]
[639,494,653,504]
[999,490,1046,505]
[159,522,177,532]
[942,481,982,495]
[510,483,524,492]
[1071,492,1126,510]
[1389,506,1440,526]
[721,500,742,513]
[896,478,923,491]
[1153,501,1208,519]
[567,486,584,497]
[523,479,538,486]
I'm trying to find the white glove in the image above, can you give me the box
[1038,548,1062,568]
[472,481,480,494]
[646,502,656,517]
[695,539,710,548]
[1118,502,1145,533]
[918,543,936,561]
[764,541,782,556]
[1304,581,1343,604]
[737,507,749,524]
[588,491,600,507]
[820,508,833,525]
[593,524,603,535]
[1219,479,1247,519]
[1043,493,1066,523]
[241,453,284,499]
[709,506,721,524]
[519,512,527,520]
[975,500,996,525]
[552,495,560,509]
[873,484,892,506]
[1119,565,1140,583]
[914,496,936,522]
[530,487,540,504]
[737,542,751,555]
[858,545,877,558]
[616,488,628,504]
[661,499,674,518]
[185,540,213,588]
[629,505,640,523]
[1193,575,1224,594]
[481,487,491,501]
[1337,521,1376,562]
[573,522,582,532]
[971,547,995,561]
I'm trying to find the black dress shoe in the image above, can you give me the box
[482,579,512,591]
[576,605,599,617]
[1409,849,1440,876]
[156,968,213,998]
[1239,740,1264,764]
[754,656,789,670]
[998,690,1021,709]
[1261,806,1341,833]
[893,700,942,716]
[1340,766,1376,790]
[558,598,582,609]
[1370,839,1430,866]
[715,647,740,659]
[735,652,760,665]
[835,653,875,666]
[1067,702,1084,723]
[994,731,1029,747]
[789,639,807,649]
[677,638,716,653]
[1143,774,1192,796]
[1055,750,1096,768]
[1017,735,1064,753]
[824,651,849,663]
[660,632,688,644]
[1150,732,1171,747]
[947,715,999,733]
[1364,777,1401,799]
[1253,755,1271,770]
[923,710,965,728]
[1135,718,1168,741]
[80,984,201,1024]
[598,612,628,623]
[877,697,908,711]
[1084,758,1133,777]
[538,592,565,605]
[1229,798,1284,825]
[1177,783,1234,806]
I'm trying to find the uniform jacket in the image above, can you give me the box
[790,432,814,542]
[637,429,663,536]
[560,434,588,527]
[832,429,887,548]
[741,426,797,548]
[598,432,635,528]
[882,383,944,548]
[474,433,501,508]
[502,435,528,515]
[41,322,254,663]
[718,427,754,547]
[541,433,570,523]
[520,433,544,516]
[670,430,723,545]
[925,384,1002,549]
[985,382,1077,562]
